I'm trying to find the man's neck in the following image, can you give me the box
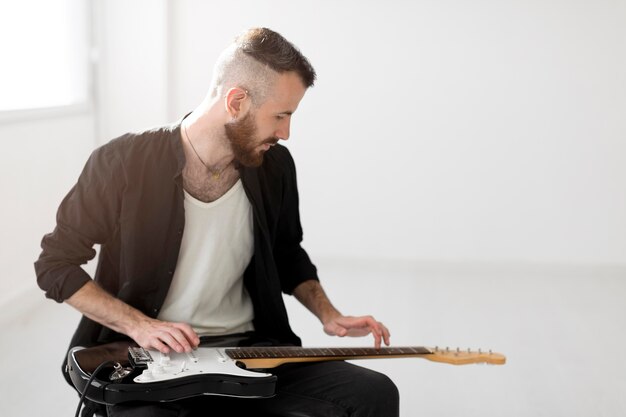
[179,106,242,203]
[182,106,234,171]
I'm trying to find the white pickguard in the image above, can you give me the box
[133,348,272,383]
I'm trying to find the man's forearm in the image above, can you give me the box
[293,279,391,348]
[293,279,341,325]
[66,280,199,353]
[65,280,148,338]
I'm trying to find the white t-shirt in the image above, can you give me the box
[157,179,255,335]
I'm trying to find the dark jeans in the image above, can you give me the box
[106,360,399,417]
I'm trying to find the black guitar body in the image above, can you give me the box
[67,345,277,405]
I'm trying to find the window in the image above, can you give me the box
[0,0,90,112]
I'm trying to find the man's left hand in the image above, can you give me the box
[323,315,391,349]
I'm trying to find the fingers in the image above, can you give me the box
[327,315,391,349]
[381,322,391,346]
[358,316,391,348]
[158,328,192,353]
[372,321,391,349]
[136,320,199,354]
[148,337,170,354]
[367,317,384,349]
[171,322,201,349]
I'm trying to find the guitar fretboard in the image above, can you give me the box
[225,346,432,360]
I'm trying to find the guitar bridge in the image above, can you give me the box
[128,346,153,369]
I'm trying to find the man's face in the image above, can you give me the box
[224,72,307,167]
[224,111,267,167]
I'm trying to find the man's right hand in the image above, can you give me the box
[66,280,199,354]
[129,318,200,354]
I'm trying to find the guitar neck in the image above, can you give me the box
[225,346,506,368]
[226,346,430,368]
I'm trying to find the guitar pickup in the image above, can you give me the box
[128,346,154,369]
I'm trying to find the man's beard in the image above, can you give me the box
[224,112,277,167]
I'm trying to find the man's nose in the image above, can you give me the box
[276,120,291,141]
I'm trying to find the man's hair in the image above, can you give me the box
[209,27,316,106]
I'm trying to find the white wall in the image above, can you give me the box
[92,0,170,142]
[0,0,170,307]
[0,111,96,306]
[170,0,626,266]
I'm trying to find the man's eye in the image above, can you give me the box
[276,115,285,120]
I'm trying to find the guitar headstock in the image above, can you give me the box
[425,347,506,365]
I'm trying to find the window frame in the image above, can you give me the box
[0,0,94,124]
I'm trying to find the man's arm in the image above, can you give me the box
[66,281,199,353]
[293,279,391,349]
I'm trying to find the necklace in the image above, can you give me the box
[183,122,231,180]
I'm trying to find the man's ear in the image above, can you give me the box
[224,87,250,119]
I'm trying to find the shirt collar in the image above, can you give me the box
[171,113,191,182]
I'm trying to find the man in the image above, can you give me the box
[35,27,399,416]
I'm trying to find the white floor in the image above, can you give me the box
[3,259,625,416]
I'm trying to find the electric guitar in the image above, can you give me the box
[67,341,506,405]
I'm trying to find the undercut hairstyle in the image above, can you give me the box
[209,27,316,106]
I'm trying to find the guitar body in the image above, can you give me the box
[67,341,505,405]
[67,345,276,404]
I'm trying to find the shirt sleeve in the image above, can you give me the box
[273,149,319,295]
[34,142,126,302]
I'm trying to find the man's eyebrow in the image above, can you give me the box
[278,110,294,116]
